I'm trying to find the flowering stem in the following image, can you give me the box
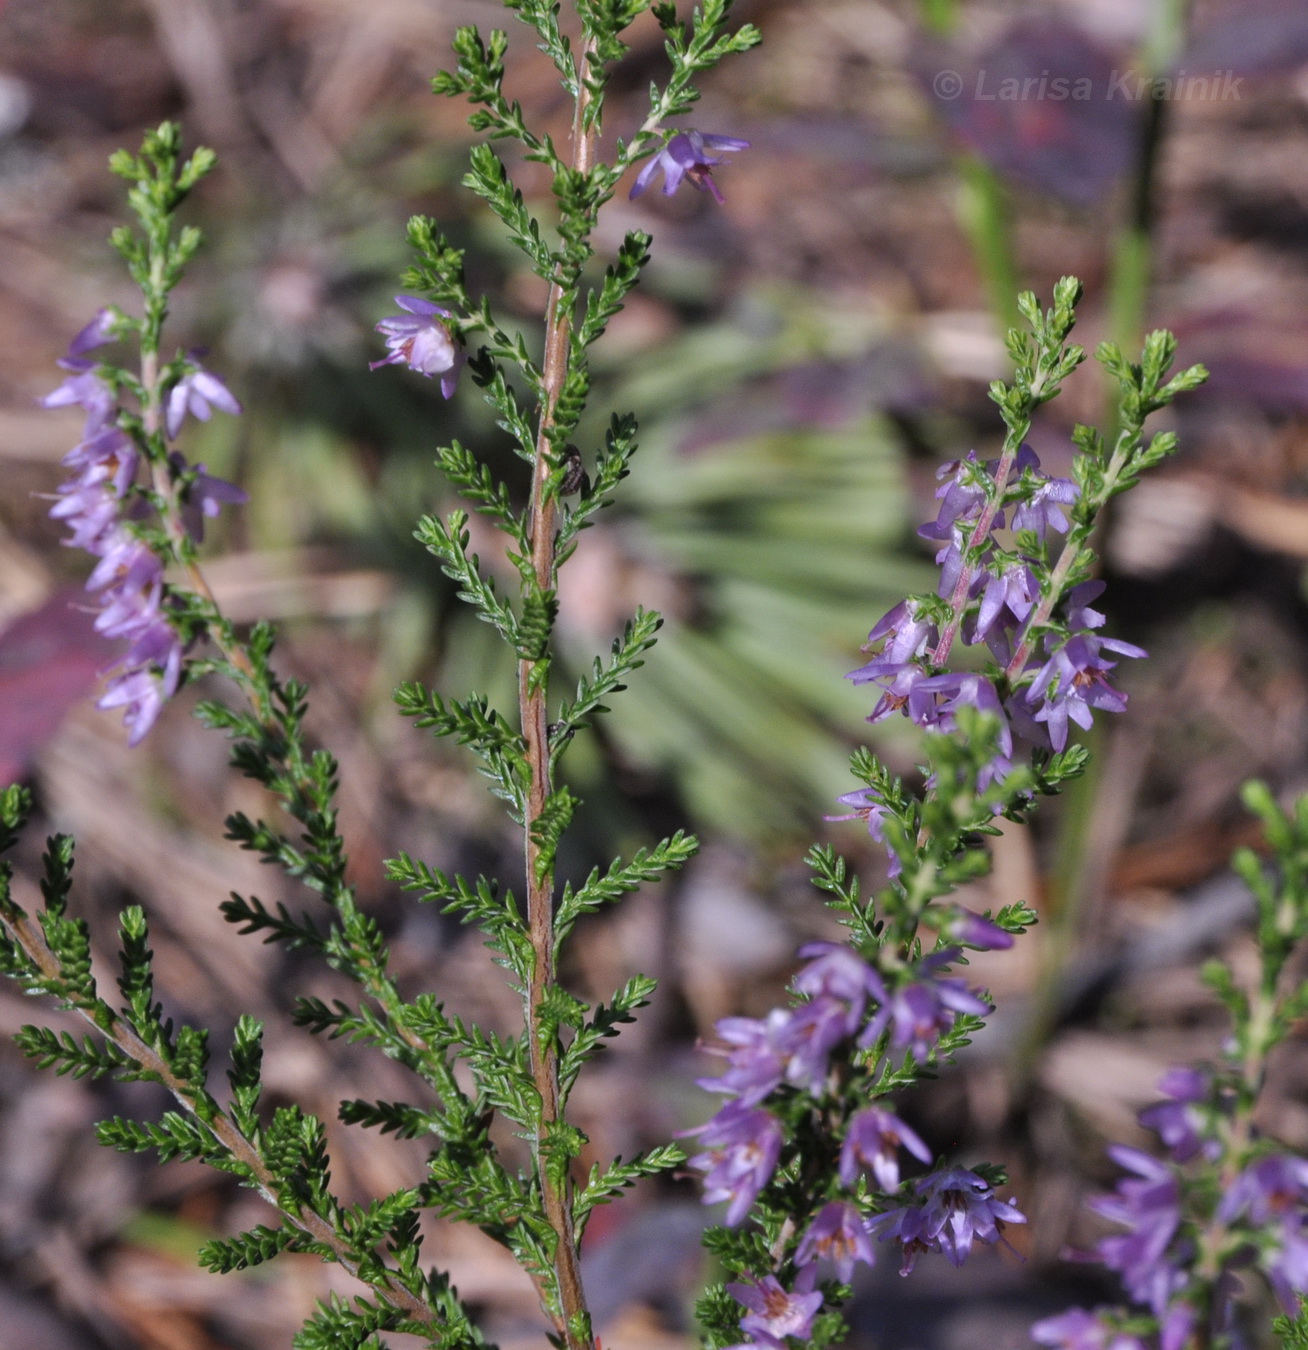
[520,35,599,1350]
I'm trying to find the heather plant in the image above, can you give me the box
[680,281,1210,1350]
[0,0,760,1341]
[1032,782,1308,1350]
[2,4,1284,1350]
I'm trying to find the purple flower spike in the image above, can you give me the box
[681,1100,784,1227]
[67,308,117,357]
[726,1273,823,1350]
[1031,1307,1149,1350]
[839,1105,932,1192]
[795,1201,876,1283]
[371,295,463,396]
[915,1166,1026,1266]
[629,131,749,204]
[165,361,243,438]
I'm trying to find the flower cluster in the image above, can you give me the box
[1040,1066,1308,1350]
[42,311,243,744]
[685,939,1024,1345]
[845,445,1144,859]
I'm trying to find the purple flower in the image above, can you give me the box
[41,362,116,433]
[97,658,181,747]
[795,1201,876,1283]
[94,578,164,642]
[1089,1146,1184,1314]
[861,952,991,1061]
[794,942,880,1027]
[67,308,117,357]
[1065,580,1108,632]
[62,426,138,498]
[860,662,937,730]
[1031,1307,1148,1350]
[725,1273,823,1350]
[629,131,749,204]
[86,528,162,597]
[697,1010,792,1105]
[371,295,462,396]
[172,456,247,541]
[826,786,903,878]
[1218,1154,1308,1227]
[1159,1301,1197,1350]
[777,996,851,1094]
[868,1199,933,1274]
[915,1166,1026,1266]
[923,451,993,534]
[49,478,121,551]
[1138,1069,1209,1164]
[165,361,243,439]
[1025,633,1147,752]
[1010,447,1078,538]
[681,1101,784,1227]
[849,601,936,679]
[917,517,973,600]
[839,1105,932,1192]
[915,672,1013,757]
[1266,1221,1308,1314]
[972,561,1039,659]
[943,907,1015,951]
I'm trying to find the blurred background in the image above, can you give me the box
[3,0,1308,1346]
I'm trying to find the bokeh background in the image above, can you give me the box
[3,0,1308,1346]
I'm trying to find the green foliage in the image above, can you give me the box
[0,5,770,1345]
[554,832,696,950]
[13,1025,134,1079]
[199,1223,299,1273]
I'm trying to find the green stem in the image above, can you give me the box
[919,0,957,37]
[956,154,1022,338]
[520,32,599,1350]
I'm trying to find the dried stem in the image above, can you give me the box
[519,34,599,1350]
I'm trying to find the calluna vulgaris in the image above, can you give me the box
[4,4,1308,1350]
